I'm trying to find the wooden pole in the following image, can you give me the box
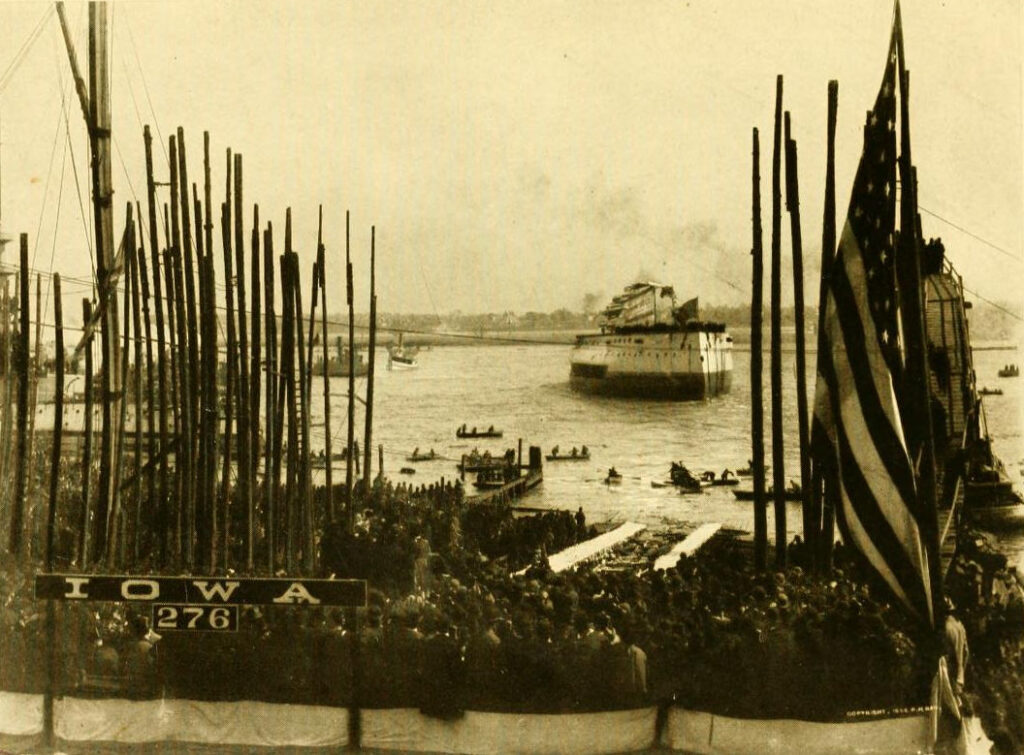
[47,275,65,566]
[233,154,253,571]
[9,234,29,555]
[170,246,193,567]
[219,166,237,570]
[274,218,289,547]
[194,186,215,568]
[43,273,63,750]
[317,209,334,521]
[203,134,217,567]
[250,205,261,534]
[80,298,93,565]
[143,125,170,565]
[25,274,43,556]
[135,202,156,559]
[111,212,135,569]
[784,112,812,561]
[751,128,767,572]
[176,129,201,552]
[82,3,121,566]
[161,216,183,564]
[110,213,134,569]
[304,264,318,419]
[345,212,355,532]
[378,444,383,481]
[363,227,376,486]
[280,244,297,572]
[815,80,839,571]
[129,217,144,562]
[0,287,9,531]
[294,254,314,572]
[264,222,277,571]
[769,75,787,568]
[895,59,942,619]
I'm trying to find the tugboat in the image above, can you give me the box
[314,336,368,377]
[570,283,733,399]
[388,332,419,370]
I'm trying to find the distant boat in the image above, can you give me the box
[546,446,590,462]
[388,332,419,370]
[978,387,1003,396]
[310,449,351,468]
[406,449,437,462]
[314,336,368,377]
[963,440,1024,530]
[997,364,1019,378]
[732,483,802,502]
[399,467,416,475]
[458,449,517,472]
[700,470,740,487]
[604,467,622,485]
[670,463,702,492]
[456,425,503,439]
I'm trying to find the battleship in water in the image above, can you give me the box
[922,241,1024,529]
[569,282,733,399]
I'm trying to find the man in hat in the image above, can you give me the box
[943,597,969,695]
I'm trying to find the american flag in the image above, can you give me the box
[811,18,934,626]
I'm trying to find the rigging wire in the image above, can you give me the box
[961,285,1023,323]
[55,6,96,284]
[42,116,71,326]
[121,8,168,167]
[0,5,54,94]
[919,204,1021,265]
[29,76,66,274]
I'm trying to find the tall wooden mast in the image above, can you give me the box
[57,1,120,562]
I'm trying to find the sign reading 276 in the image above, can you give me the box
[35,574,367,607]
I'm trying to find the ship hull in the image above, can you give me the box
[569,329,733,400]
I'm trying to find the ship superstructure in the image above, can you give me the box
[569,282,733,399]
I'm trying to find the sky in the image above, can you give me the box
[0,0,1020,326]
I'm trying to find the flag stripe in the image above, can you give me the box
[833,483,913,611]
[818,323,932,620]
[834,420,933,619]
[827,231,918,505]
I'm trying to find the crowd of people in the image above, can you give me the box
[2,474,1023,739]
[942,530,1024,754]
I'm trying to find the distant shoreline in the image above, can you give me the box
[347,327,1020,352]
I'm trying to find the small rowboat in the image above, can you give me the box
[406,451,438,462]
[732,485,802,502]
[456,426,503,439]
[604,468,623,485]
[978,387,1003,396]
[545,452,590,462]
[701,471,740,487]
[399,467,416,475]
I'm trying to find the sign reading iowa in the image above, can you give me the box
[35,574,366,607]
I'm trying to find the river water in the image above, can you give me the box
[305,342,1024,568]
